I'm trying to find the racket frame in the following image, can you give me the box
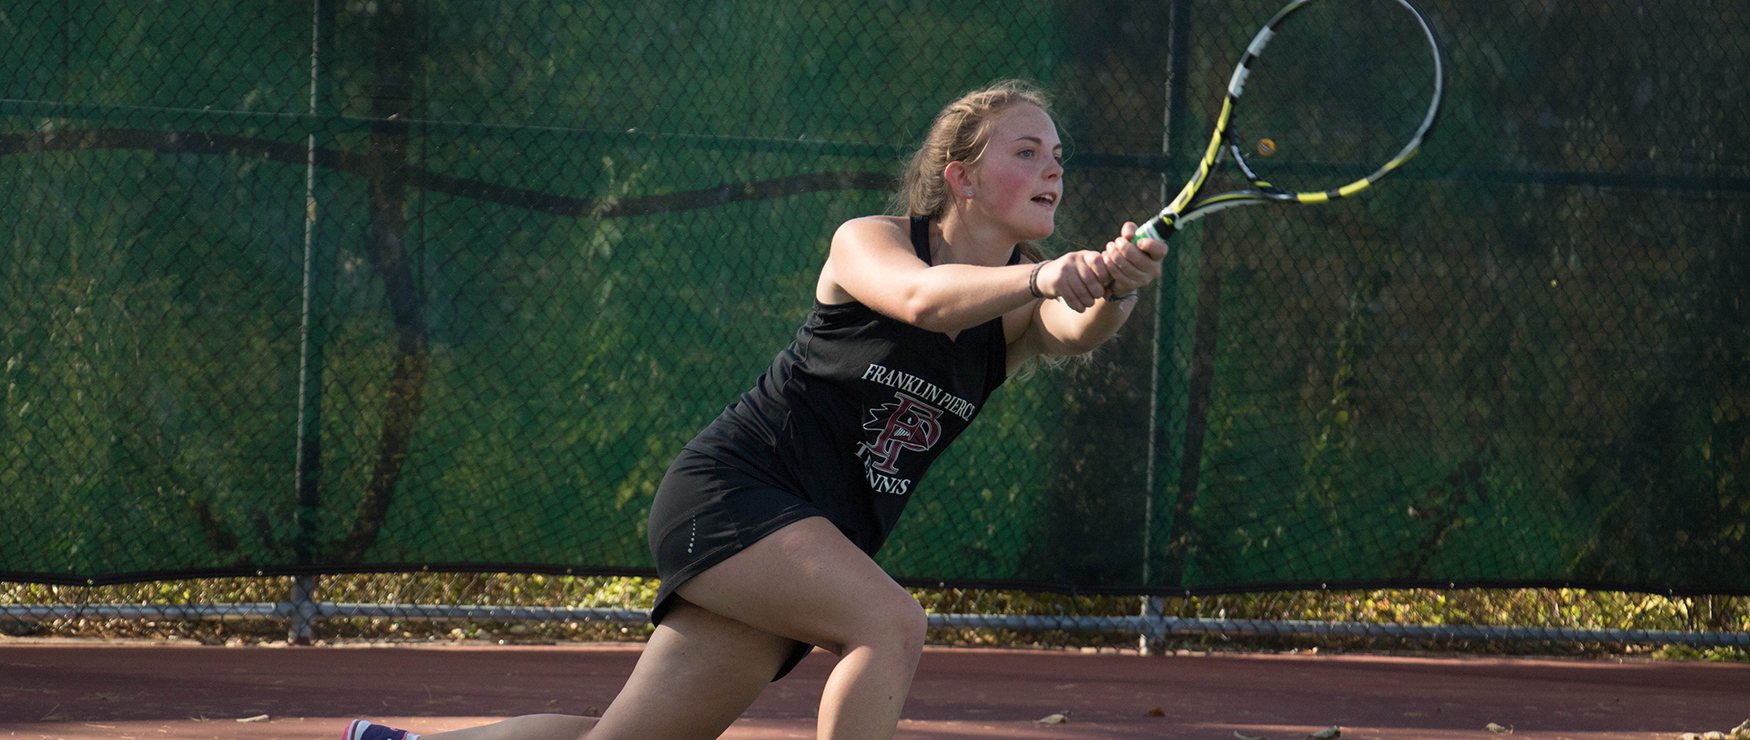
[1137,0,1447,243]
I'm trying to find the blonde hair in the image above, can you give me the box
[891,80,1053,263]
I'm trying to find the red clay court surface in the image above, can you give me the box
[1,640,1746,740]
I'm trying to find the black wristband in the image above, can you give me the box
[1028,261,1046,299]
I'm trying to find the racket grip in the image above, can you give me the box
[1133,217,1176,244]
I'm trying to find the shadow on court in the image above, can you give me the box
[1,640,1744,739]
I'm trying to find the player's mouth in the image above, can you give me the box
[1031,192,1059,208]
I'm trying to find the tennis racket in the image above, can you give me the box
[1135,0,1446,244]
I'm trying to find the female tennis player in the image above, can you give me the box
[345,79,1166,740]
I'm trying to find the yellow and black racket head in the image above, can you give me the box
[1140,0,1444,241]
[1222,0,1444,203]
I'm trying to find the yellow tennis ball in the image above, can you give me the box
[1258,138,1277,156]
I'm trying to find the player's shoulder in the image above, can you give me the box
[832,215,911,250]
[835,214,908,236]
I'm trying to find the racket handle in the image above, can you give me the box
[1133,216,1177,244]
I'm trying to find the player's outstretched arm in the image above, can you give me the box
[1007,222,1167,366]
[821,216,1109,334]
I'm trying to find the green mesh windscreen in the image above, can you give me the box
[2,0,1745,595]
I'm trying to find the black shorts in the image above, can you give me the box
[647,447,824,681]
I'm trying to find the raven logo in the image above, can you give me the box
[856,391,945,475]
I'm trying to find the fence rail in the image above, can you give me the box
[5,601,1746,649]
[5,573,1745,655]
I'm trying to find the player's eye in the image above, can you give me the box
[1018,148,1034,158]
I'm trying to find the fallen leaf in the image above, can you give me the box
[547,699,560,708]
[1145,707,1165,717]
[1681,733,1702,740]
[1732,720,1750,740]
[236,715,270,723]
[1308,727,1341,740]
[1485,723,1512,734]
[583,706,602,717]
[1035,713,1069,725]
[1705,732,1728,740]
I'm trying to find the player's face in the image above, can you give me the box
[968,103,1063,241]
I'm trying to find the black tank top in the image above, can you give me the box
[684,216,1019,555]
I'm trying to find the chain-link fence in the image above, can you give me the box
[2,0,1747,644]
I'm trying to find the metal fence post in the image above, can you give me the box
[288,575,318,645]
[288,2,336,649]
[1139,596,1166,655]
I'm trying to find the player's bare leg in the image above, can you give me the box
[417,602,795,740]
[676,516,927,740]
[366,516,919,740]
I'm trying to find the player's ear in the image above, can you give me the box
[943,161,973,199]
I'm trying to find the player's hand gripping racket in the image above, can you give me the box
[1134,0,1446,245]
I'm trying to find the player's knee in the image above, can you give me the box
[877,595,928,659]
[899,598,928,657]
[839,593,926,661]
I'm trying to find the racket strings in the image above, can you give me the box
[1226,0,1441,198]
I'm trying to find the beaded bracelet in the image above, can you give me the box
[1028,261,1047,299]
